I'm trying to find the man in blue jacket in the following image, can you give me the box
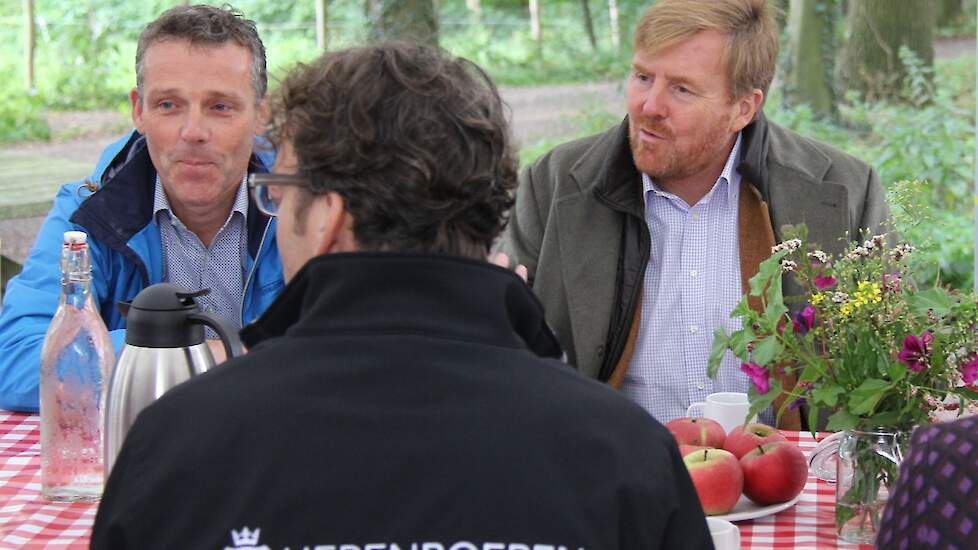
[0,5,283,412]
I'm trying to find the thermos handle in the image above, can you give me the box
[187,312,245,359]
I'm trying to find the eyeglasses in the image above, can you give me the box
[248,173,313,216]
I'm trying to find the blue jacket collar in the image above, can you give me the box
[70,131,274,261]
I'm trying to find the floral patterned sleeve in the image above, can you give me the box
[876,416,978,548]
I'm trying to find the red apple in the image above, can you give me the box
[665,417,726,448]
[723,423,788,459]
[683,448,744,515]
[740,441,808,505]
[679,444,709,457]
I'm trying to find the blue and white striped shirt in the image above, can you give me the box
[153,175,249,331]
[621,134,754,423]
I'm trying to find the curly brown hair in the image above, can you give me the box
[268,42,517,260]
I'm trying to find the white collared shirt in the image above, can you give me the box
[622,133,755,423]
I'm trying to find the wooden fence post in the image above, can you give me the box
[24,0,36,92]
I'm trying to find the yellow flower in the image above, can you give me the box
[811,292,826,306]
[853,281,882,306]
[840,301,856,318]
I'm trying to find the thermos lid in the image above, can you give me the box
[119,284,209,348]
[128,283,205,312]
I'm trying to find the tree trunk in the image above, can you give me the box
[529,0,541,42]
[466,0,481,18]
[315,0,328,51]
[370,0,438,46]
[783,0,836,116]
[837,0,935,101]
[528,0,542,59]
[580,0,597,51]
[937,0,963,27]
[607,0,620,51]
[24,0,35,92]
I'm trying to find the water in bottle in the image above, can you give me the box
[39,231,115,501]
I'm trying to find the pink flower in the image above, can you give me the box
[741,362,770,394]
[814,274,837,290]
[883,273,902,292]
[961,354,978,385]
[898,331,934,372]
[792,304,816,335]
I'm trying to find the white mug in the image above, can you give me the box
[686,392,755,434]
[706,517,741,550]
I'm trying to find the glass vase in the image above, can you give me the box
[835,428,909,544]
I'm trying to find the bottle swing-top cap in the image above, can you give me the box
[63,231,87,244]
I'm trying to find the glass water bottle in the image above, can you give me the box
[39,231,115,501]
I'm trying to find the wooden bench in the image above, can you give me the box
[0,150,92,299]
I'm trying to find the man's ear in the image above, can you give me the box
[130,88,144,134]
[310,192,356,256]
[730,88,764,133]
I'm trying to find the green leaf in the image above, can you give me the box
[807,404,820,435]
[750,251,787,296]
[729,296,754,319]
[826,409,859,431]
[749,378,782,422]
[752,335,784,367]
[954,386,978,400]
[761,279,788,329]
[866,410,903,426]
[929,337,946,372]
[886,360,907,384]
[728,327,757,360]
[708,327,729,379]
[836,503,857,531]
[780,224,808,242]
[797,363,824,385]
[906,288,955,317]
[848,379,892,416]
[812,384,845,408]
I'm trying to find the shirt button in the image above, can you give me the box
[689,325,699,334]
[697,383,706,390]
[689,270,698,278]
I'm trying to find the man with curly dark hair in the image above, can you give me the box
[91,42,711,550]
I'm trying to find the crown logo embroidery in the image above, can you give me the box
[225,527,270,550]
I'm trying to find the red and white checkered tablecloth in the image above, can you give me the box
[0,413,95,549]
[0,412,872,549]
[738,431,871,550]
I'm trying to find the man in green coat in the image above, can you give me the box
[498,0,889,430]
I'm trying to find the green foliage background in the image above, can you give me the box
[0,0,975,288]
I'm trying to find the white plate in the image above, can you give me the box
[710,493,802,522]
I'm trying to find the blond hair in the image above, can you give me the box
[633,0,780,99]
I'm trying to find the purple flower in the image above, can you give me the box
[741,362,770,394]
[814,274,836,290]
[792,304,816,335]
[960,354,978,385]
[898,331,934,372]
[788,397,806,410]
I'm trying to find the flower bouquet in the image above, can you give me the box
[707,224,978,543]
